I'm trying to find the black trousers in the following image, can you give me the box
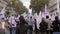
[47,30,53,34]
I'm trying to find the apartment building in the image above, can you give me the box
[0,0,8,12]
[48,0,60,15]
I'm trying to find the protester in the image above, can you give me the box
[1,18,6,29]
[34,19,38,34]
[45,16,53,34]
[0,12,60,34]
[39,18,48,34]
[52,16,60,32]
[0,18,5,34]
[16,16,28,34]
[28,17,34,34]
[8,15,16,34]
[5,19,9,34]
[15,15,19,23]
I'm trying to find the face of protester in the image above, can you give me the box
[1,18,5,22]
[42,18,45,22]
[19,16,25,22]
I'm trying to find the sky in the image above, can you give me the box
[20,0,32,13]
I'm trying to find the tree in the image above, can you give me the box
[6,0,28,15]
[30,0,50,14]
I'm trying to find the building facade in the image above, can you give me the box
[0,0,7,12]
[0,0,17,16]
[48,0,60,15]
[46,0,60,20]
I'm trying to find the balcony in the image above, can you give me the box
[48,0,57,8]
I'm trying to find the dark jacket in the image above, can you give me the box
[52,20,60,32]
[16,22,28,34]
[39,21,48,32]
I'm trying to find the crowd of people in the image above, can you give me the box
[0,14,60,34]
[39,16,60,34]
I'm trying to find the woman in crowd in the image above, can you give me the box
[52,16,60,32]
[16,16,28,34]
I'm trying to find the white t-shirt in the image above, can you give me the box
[9,16,16,27]
[1,22,5,29]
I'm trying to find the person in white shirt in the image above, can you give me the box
[28,16,34,34]
[8,15,16,34]
[1,18,5,29]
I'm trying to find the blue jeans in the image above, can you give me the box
[29,26,33,34]
[9,27,15,34]
[9,28,12,34]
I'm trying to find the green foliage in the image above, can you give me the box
[6,0,28,14]
[30,0,50,13]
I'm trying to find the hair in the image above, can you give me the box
[34,19,36,21]
[30,16,32,19]
[2,18,4,19]
[19,16,25,24]
[46,16,49,19]
[55,16,58,20]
